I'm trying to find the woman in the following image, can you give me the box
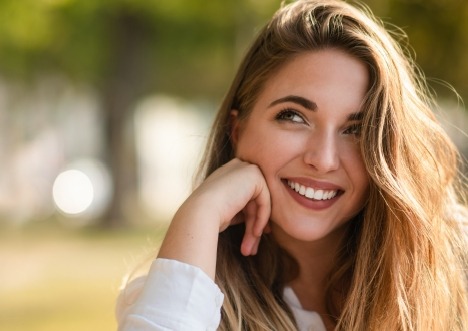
[117,0,468,330]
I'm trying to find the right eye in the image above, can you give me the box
[275,109,306,124]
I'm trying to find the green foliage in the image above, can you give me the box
[0,0,278,97]
[3,0,464,99]
[365,0,468,100]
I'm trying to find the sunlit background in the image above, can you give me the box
[0,1,467,330]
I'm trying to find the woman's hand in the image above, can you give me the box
[189,158,271,256]
[157,158,271,279]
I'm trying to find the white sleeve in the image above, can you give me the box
[116,258,224,331]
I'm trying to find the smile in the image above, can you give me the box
[287,180,338,201]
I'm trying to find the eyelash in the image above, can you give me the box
[275,108,362,137]
[275,109,306,123]
[343,124,362,136]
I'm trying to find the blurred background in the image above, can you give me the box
[0,0,466,330]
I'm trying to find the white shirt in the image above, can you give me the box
[117,258,326,331]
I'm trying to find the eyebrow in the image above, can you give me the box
[269,94,364,121]
[268,95,317,111]
[347,112,364,121]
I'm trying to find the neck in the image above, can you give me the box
[273,224,347,286]
[272,224,348,327]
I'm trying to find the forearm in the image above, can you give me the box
[157,198,220,280]
[157,159,270,280]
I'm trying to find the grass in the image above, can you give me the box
[0,222,168,331]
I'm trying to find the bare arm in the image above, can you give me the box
[157,158,271,279]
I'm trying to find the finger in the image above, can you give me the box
[240,201,258,256]
[250,236,261,255]
[240,235,256,256]
[252,184,271,237]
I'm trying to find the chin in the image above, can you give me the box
[271,217,351,245]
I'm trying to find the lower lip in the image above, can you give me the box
[283,181,340,211]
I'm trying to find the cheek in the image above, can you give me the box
[338,141,368,181]
[236,129,301,169]
[236,139,280,170]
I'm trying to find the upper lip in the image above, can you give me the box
[283,177,343,191]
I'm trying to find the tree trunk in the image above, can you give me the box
[99,11,150,228]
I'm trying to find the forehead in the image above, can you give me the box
[253,49,369,113]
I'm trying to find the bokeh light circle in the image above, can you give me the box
[52,169,94,215]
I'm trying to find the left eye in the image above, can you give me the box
[275,109,305,123]
[343,124,361,136]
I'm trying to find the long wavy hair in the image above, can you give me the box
[196,0,468,330]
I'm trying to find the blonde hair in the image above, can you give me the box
[197,0,468,330]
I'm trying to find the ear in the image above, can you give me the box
[230,109,240,148]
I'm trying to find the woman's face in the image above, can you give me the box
[233,48,370,244]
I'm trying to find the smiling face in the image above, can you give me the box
[232,48,370,245]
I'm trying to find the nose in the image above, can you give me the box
[303,131,340,173]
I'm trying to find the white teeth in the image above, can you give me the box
[287,180,337,201]
[314,190,323,200]
[294,182,300,192]
[299,185,306,195]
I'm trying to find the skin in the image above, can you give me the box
[232,48,370,245]
[232,49,370,327]
[158,48,370,328]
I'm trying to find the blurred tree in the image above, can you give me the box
[0,0,277,227]
[363,0,468,101]
[0,0,466,227]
